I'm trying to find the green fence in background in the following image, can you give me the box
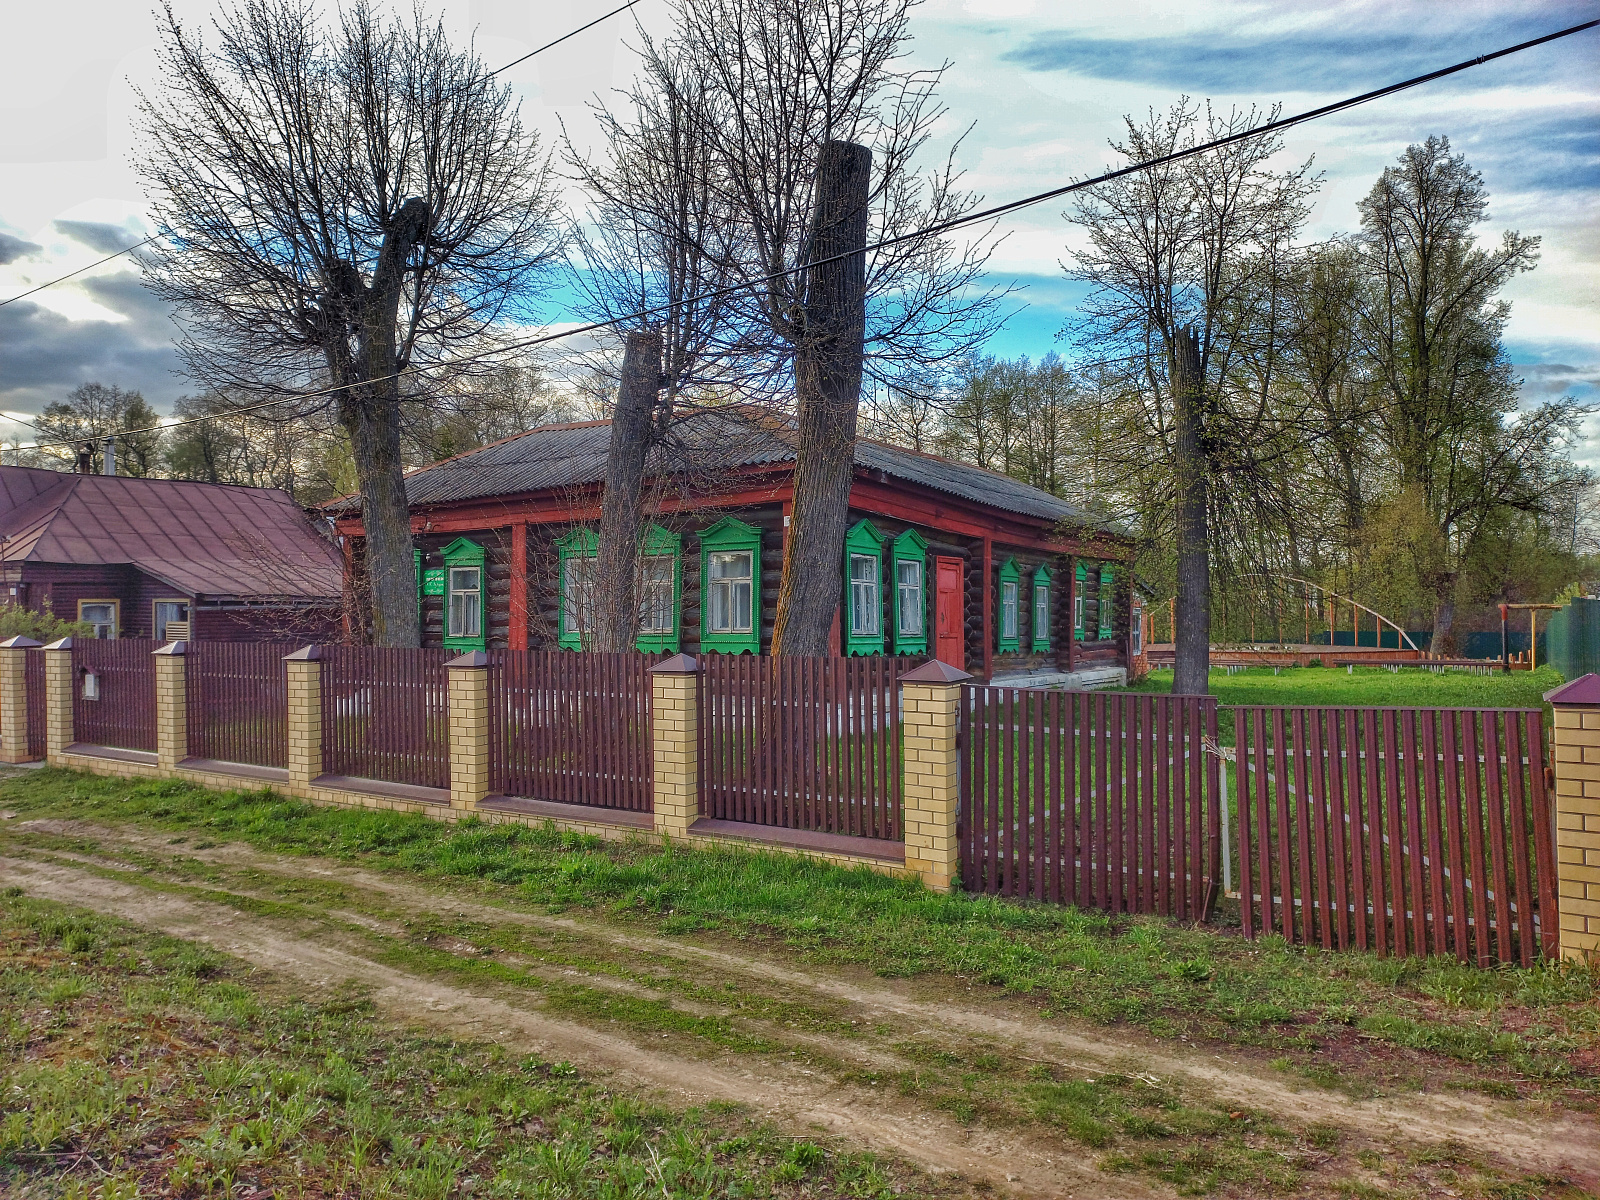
[1546,597,1600,680]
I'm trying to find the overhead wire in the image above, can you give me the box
[0,0,645,311]
[7,16,1597,453]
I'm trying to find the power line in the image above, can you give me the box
[11,16,1597,454]
[0,1,646,310]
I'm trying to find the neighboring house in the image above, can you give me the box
[326,409,1137,684]
[0,465,343,640]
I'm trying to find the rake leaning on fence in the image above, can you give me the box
[0,635,1584,964]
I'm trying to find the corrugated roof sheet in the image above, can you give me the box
[334,410,1120,534]
[0,466,342,601]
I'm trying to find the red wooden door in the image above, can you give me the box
[935,556,964,668]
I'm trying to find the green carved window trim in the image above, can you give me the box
[635,524,682,654]
[891,527,928,655]
[1099,563,1116,640]
[556,528,598,651]
[441,536,487,652]
[414,548,423,632]
[1074,560,1087,642]
[1032,563,1053,652]
[698,516,761,655]
[997,557,1020,652]
[844,518,886,656]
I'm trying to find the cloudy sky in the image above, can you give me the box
[0,0,1595,454]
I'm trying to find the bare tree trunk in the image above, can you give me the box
[1431,583,1457,656]
[1171,327,1211,695]
[332,197,430,648]
[773,141,871,657]
[594,330,664,653]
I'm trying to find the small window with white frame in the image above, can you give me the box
[79,601,117,639]
[1033,579,1050,648]
[1000,580,1018,641]
[447,565,483,640]
[849,553,881,636]
[896,559,923,637]
[154,600,189,642]
[561,555,595,643]
[638,555,675,635]
[707,550,753,634]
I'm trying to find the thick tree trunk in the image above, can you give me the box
[1431,585,1457,657]
[772,140,871,657]
[594,330,663,653]
[335,197,429,648]
[1171,327,1211,695]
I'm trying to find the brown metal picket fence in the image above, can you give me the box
[186,642,294,769]
[699,654,910,841]
[490,651,655,811]
[25,648,45,760]
[320,646,450,790]
[1232,706,1556,964]
[72,639,159,753]
[959,689,1222,918]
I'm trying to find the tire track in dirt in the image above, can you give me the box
[0,852,1156,1200]
[14,820,1600,1184]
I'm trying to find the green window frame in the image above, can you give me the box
[997,557,1020,652]
[1032,563,1053,652]
[556,528,598,651]
[441,536,487,652]
[1099,563,1116,641]
[414,547,423,631]
[1074,561,1088,642]
[699,516,761,654]
[891,527,929,655]
[844,518,886,656]
[635,524,682,654]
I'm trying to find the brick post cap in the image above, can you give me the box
[283,644,322,662]
[901,659,972,684]
[1545,674,1600,705]
[446,650,491,668]
[0,636,41,649]
[650,652,699,675]
[41,637,72,651]
[153,640,188,657]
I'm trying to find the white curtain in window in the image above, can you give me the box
[562,557,595,639]
[449,566,482,638]
[897,560,923,636]
[1034,584,1049,640]
[1001,581,1018,639]
[707,551,752,633]
[850,554,880,636]
[638,555,674,633]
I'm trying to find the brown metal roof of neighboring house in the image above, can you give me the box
[326,408,1125,535]
[0,466,343,602]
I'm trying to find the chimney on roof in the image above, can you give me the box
[76,443,93,474]
[102,435,116,476]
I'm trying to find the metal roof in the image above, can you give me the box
[331,409,1121,535]
[0,466,343,601]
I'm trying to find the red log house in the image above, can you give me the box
[327,410,1140,684]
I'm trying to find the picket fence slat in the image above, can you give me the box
[72,639,159,753]
[489,650,653,811]
[320,646,449,790]
[1230,705,1552,965]
[186,642,294,769]
[959,688,1220,917]
[698,654,908,841]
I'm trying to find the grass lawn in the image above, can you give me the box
[0,892,925,1200]
[2,767,1595,1109]
[1123,665,1563,714]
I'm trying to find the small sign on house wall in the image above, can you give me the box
[422,568,446,596]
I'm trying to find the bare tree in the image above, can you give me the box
[1065,99,1318,693]
[32,383,163,476]
[136,0,564,645]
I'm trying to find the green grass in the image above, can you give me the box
[0,891,933,1199]
[3,766,1596,1104]
[1125,664,1563,714]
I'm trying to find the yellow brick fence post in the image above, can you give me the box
[448,650,491,812]
[651,653,700,839]
[42,637,74,762]
[154,641,188,770]
[284,646,323,795]
[1547,675,1600,961]
[0,636,40,763]
[899,659,971,892]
